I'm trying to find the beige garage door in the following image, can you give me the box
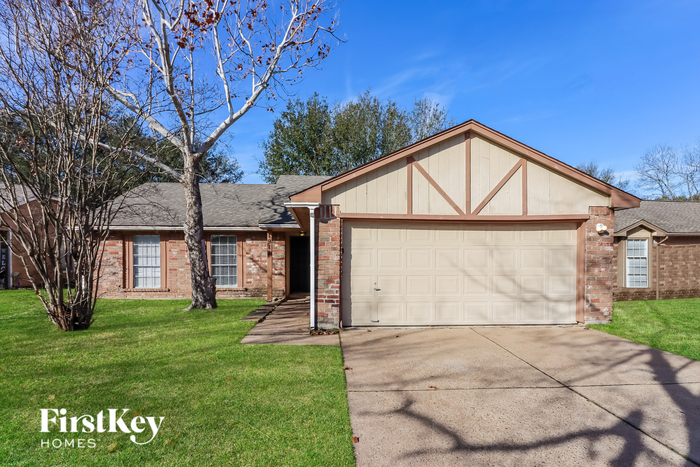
[343,222,578,326]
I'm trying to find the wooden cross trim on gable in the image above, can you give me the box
[405,132,528,217]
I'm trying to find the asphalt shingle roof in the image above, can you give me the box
[615,200,700,234]
[111,175,331,228]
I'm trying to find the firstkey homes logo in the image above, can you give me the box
[40,408,165,448]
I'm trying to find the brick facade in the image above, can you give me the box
[315,206,341,329]
[584,207,615,323]
[97,231,286,300]
[614,236,700,301]
[311,205,621,328]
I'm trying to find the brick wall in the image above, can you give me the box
[316,206,341,329]
[614,236,700,301]
[585,207,615,323]
[97,234,124,292]
[97,230,286,300]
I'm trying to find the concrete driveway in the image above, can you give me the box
[341,327,700,466]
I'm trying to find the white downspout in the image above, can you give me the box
[283,201,321,330]
[309,207,316,330]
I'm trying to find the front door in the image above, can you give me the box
[290,236,310,293]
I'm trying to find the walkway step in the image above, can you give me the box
[241,302,279,322]
[241,297,339,346]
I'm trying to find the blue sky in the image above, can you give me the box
[228,0,700,191]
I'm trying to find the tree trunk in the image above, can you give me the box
[47,302,93,331]
[182,157,217,310]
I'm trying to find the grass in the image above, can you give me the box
[589,298,700,361]
[0,290,355,466]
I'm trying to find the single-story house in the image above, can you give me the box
[100,120,653,329]
[613,200,700,301]
[286,120,642,328]
[98,175,329,300]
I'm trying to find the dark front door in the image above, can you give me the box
[290,236,310,293]
[0,234,8,289]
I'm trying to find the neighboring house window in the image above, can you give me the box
[133,235,161,288]
[626,239,648,288]
[210,235,237,287]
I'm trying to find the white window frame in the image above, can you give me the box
[626,238,648,288]
[210,235,238,287]
[133,235,161,289]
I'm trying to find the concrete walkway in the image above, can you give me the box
[241,295,339,346]
[341,327,700,466]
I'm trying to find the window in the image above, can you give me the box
[210,235,237,287]
[133,235,161,288]
[626,239,648,288]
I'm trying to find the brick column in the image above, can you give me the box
[316,205,341,329]
[585,206,615,323]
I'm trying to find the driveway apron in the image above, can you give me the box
[341,327,700,466]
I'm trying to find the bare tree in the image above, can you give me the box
[636,143,700,200]
[681,141,700,198]
[54,0,339,309]
[0,1,146,330]
[576,161,631,191]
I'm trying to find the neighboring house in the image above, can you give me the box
[613,201,700,301]
[97,175,329,300]
[287,120,640,329]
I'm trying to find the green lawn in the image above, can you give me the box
[0,290,355,466]
[589,298,700,361]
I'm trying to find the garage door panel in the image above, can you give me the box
[493,275,518,295]
[521,301,547,322]
[548,249,575,269]
[377,275,402,295]
[465,302,490,322]
[464,228,488,244]
[548,274,575,294]
[521,275,545,295]
[407,275,432,295]
[352,249,374,268]
[493,249,518,269]
[377,301,403,323]
[521,248,545,269]
[435,301,460,322]
[436,249,460,269]
[493,301,518,322]
[344,222,577,326]
[520,226,547,243]
[352,227,374,242]
[406,302,433,323]
[406,228,431,243]
[348,301,373,325]
[465,249,489,269]
[547,226,576,244]
[549,299,575,322]
[464,274,489,294]
[406,249,432,269]
[435,229,460,243]
[491,227,519,244]
[377,248,403,268]
[352,275,375,296]
[435,275,461,295]
[378,228,402,243]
